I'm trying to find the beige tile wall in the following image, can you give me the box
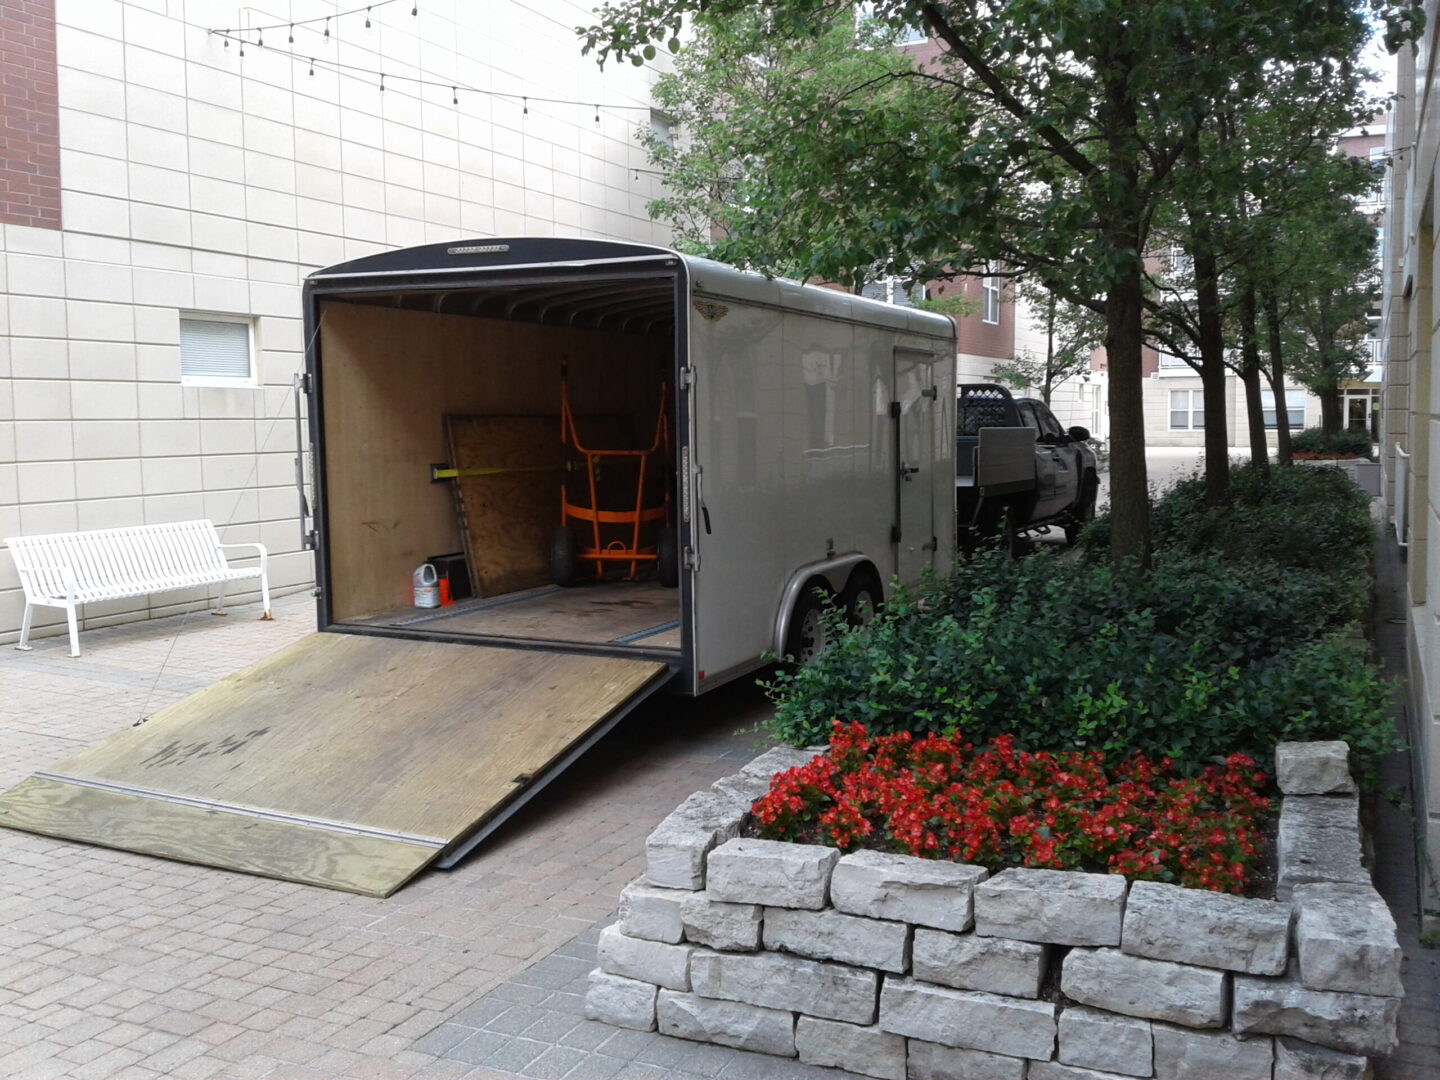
[1,0,671,642]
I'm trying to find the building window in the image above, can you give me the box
[1169,389,1204,430]
[180,315,256,386]
[1261,388,1305,429]
[1158,350,1189,370]
[861,277,926,307]
[856,3,926,44]
[982,276,1001,324]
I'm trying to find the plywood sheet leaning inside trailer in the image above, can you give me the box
[0,634,669,896]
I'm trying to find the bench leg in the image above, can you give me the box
[212,578,228,617]
[65,602,80,658]
[260,571,272,621]
[15,602,34,651]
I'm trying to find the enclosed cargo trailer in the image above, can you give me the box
[0,239,955,895]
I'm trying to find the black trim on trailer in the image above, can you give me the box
[330,622,681,665]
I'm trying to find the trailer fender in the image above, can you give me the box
[772,554,878,656]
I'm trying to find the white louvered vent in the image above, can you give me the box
[180,316,254,385]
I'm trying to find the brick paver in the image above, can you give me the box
[0,596,798,1079]
[2,563,1435,1080]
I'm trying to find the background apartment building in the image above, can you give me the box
[1380,19,1439,926]
[0,0,668,644]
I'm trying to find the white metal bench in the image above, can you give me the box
[5,520,271,658]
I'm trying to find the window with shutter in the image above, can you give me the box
[179,316,255,386]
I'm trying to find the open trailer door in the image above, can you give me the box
[0,633,670,897]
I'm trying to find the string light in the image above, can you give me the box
[365,7,371,28]
[216,1,396,37]
[523,96,529,115]
[257,28,264,46]
[379,73,386,92]
[308,57,314,76]
[451,85,458,105]
[594,104,600,123]
[288,24,294,43]
[324,16,330,38]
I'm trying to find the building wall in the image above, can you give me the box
[1380,13,1440,924]
[0,0,61,229]
[0,0,668,643]
[1141,369,1323,449]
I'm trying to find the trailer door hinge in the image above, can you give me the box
[298,372,312,394]
[923,536,938,552]
[678,366,695,389]
[889,401,901,419]
[890,525,902,544]
[304,530,317,551]
[683,547,700,571]
[922,386,938,400]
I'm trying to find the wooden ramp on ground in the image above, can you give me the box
[0,633,669,897]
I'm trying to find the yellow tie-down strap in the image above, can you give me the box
[430,464,563,481]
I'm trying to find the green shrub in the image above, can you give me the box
[1291,426,1375,459]
[763,550,1396,773]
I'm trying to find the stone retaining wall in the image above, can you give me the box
[586,740,1401,1079]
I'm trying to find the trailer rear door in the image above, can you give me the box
[0,633,669,897]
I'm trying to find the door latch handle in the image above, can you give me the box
[900,464,920,481]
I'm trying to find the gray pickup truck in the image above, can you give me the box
[956,383,1100,548]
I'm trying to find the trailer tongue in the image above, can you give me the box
[0,633,669,896]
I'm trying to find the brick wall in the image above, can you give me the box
[0,0,60,229]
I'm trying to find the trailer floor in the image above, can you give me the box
[349,580,683,649]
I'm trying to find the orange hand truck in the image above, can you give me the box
[550,370,677,586]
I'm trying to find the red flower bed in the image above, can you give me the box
[752,722,1271,894]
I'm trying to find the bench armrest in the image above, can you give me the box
[217,541,268,567]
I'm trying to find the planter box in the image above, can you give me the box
[587,740,1400,1078]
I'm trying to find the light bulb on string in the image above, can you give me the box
[451,86,458,105]
[238,36,245,57]
[257,28,263,46]
[523,97,528,116]
[308,57,314,76]
[324,16,330,38]
[288,24,294,43]
[411,3,418,14]
[594,104,600,124]
[379,73,386,92]
[365,7,371,28]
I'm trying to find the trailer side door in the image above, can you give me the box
[893,346,939,582]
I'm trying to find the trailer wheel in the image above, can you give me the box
[784,584,832,665]
[550,527,577,586]
[657,529,680,588]
[839,568,884,628]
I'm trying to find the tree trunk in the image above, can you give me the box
[1190,238,1230,505]
[1105,263,1150,567]
[1042,294,1056,405]
[1320,388,1343,433]
[1262,286,1292,465]
[1238,285,1269,472]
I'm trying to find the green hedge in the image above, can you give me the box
[1290,427,1375,460]
[765,465,1397,778]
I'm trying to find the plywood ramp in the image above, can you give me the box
[0,634,669,897]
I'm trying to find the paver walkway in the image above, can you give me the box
[0,595,862,1079]
[1,540,1436,1079]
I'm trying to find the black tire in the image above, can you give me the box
[1064,473,1099,546]
[783,584,832,664]
[550,526,577,586]
[839,568,884,628]
[657,528,680,587]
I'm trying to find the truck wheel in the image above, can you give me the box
[839,568,884,627]
[657,529,680,588]
[784,585,832,664]
[550,526,577,586]
[1064,473,1099,546]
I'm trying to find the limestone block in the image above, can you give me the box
[1284,795,1361,831]
[645,790,746,890]
[878,977,1056,1060]
[764,906,911,973]
[974,868,1127,946]
[705,837,838,910]
[739,745,821,779]
[1060,948,1227,1028]
[795,1016,906,1080]
[1121,880,1290,975]
[690,948,878,1024]
[1030,1064,1148,1080]
[596,925,693,991]
[1275,806,1369,900]
[1293,883,1403,997]
[584,970,658,1031]
[830,848,986,932]
[618,879,688,944]
[906,1040,1029,1080]
[1057,1005,1153,1077]
[680,892,762,952]
[1276,741,1356,795]
[1273,1036,1374,1079]
[710,770,775,808]
[912,929,1047,998]
[1232,969,1400,1057]
[656,989,796,1056]
[1152,1023,1274,1080]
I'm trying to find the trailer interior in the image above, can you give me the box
[314,273,683,656]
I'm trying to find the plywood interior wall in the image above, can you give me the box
[318,300,669,621]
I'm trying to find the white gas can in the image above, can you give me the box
[412,563,440,608]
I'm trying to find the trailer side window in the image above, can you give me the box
[179,315,257,387]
